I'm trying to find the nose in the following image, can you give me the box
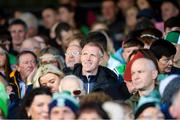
[168,59,173,65]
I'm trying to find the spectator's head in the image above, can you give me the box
[55,22,74,50]
[91,21,108,32]
[58,4,75,24]
[131,58,158,95]
[122,38,144,62]
[67,33,84,47]
[140,28,162,48]
[150,40,176,73]
[165,31,180,67]
[33,35,49,50]
[135,96,164,119]
[9,19,27,52]
[78,102,109,120]
[65,45,82,69]
[101,0,117,22]
[49,92,79,120]
[81,42,104,76]
[42,6,58,29]
[20,38,41,56]
[18,87,52,119]
[59,75,85,97]
[33,64,64,93]
[136,0,151,10]
[135,17,154,30]
[124,49,158,94]
[161,0,180,21]
[125,6,138,31]
[19,12,38,37]
[0,27,12,51]
[164,16,180,35]
[16,51,37,81]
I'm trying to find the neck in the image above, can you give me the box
[82,69,98,78]
[13,44,21,53]
[138,84,155,96]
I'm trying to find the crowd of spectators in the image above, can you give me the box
[1,0,180,119]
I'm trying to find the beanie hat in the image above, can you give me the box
[135,96,160,119]
[49,91,79,114]
[124,52,144,81]
[159,75,180,104]
[165,31,180,44]
[33,64,64,87]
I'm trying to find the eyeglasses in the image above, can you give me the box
[65,51,80,56]
[159,56,174,64]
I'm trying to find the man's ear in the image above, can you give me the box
[16,64,20,72]
[152,69,158,80]
[169,105,177,118]
[25,107,31,117]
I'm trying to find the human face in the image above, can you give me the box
[60,79,82,96]
[125,7,138,29]
[42,9,57,29]
[78,111,102,120]
[39,73,61,93]
[137,0,150,10]
[65,45,81,69]
[131,59,157,91]
[17,53,36,80]
[9,24,26,45]
[50,106,75,120]
[81,45,102,75]
[161,2,179,21]
[102,1,116,21]
[61,30,74,48]
[122,46,140,62]
[138,107,164,120]
[58,7,73,22]
[0,48,7,68]
[158,55,174,73]
[27,94,51,120]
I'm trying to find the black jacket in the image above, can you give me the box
[73,64,130,100]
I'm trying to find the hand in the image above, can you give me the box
[26,67,37,85]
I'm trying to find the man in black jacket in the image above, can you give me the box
[73,42,130,100]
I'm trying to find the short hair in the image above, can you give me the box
[135,18,154,30]
[16,51,38,65]
[150,39,176,60]
[123,38,144,48]
[82,31,107,52]
[164,16,180,30]
[16,87,52,118]
[129,49,159,72]
[59,75,84,93]
[9,19,28,32]
[55,22,72,40]
[78,102,109,119]
[83,42,104,58]
[58,4,74,12]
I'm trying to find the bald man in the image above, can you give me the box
[126,58,160,109]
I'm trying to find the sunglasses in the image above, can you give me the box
[73,89,81,96]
